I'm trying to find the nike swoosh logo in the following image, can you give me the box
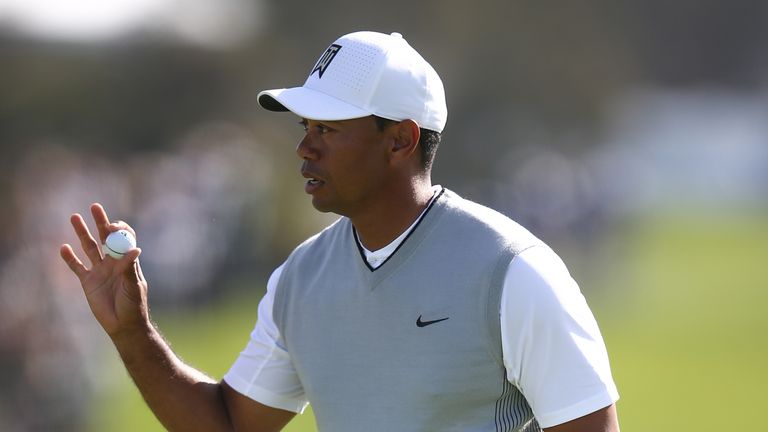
[416,315,450,327]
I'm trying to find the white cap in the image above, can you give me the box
[258,31,447,133]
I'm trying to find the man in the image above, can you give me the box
[61,31,619,431]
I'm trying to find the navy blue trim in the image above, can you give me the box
[353,187,445,272]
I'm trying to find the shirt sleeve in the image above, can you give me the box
[223,264,309,413]
[500,246,619,428]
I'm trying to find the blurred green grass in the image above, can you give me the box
[86,211,768,431]
[600,210,768,430]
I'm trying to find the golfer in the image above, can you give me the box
[62,31,620,431]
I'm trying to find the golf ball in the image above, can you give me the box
[103,229,137,259]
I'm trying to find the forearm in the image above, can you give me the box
[112,323,233,432]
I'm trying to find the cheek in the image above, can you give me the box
[349,148,389,185]
[335,141,385,173]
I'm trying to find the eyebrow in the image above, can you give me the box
[300,118,344,127]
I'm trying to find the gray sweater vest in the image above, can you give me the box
[274,189,544,431]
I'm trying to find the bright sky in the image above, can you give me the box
[0,0,261,48]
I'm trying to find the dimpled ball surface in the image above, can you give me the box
[103,229,137,259]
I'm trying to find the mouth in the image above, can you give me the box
[304,178,325,194]
[301,169,325,193]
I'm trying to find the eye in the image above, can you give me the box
[298,120,309,133]
[317,124,330,134]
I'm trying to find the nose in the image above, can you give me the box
[296,134,318,160]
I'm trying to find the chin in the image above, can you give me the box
[310,197,334,214]
[311,197,352,217]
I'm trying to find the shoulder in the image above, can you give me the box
[277,217,353,284]
[503,246,581,309]
[438,188,544,252]
[287,217,350,258]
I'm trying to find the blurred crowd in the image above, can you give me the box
[0,122,276,429]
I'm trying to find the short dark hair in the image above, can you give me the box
[373,116,441,171]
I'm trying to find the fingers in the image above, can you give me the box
[60,244,88,283]
[70,213,103,266]
[90,203,111,244]
[70,203,141,278]
[61,241,142,280]
[91,203,137,240]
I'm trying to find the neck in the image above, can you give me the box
[351,179,434,251]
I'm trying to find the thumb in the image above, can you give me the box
[114,248,143,281]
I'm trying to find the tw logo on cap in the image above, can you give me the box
[310,44,341,78]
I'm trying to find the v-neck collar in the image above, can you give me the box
[350,187,447,287]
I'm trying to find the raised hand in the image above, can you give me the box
[60,203,148,339]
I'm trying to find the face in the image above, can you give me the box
[296,116,394,216]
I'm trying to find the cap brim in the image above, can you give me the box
[258,87,372,121]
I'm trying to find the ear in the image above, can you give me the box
[389,119,421,164]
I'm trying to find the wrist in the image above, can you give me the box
[109,319,157,350]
